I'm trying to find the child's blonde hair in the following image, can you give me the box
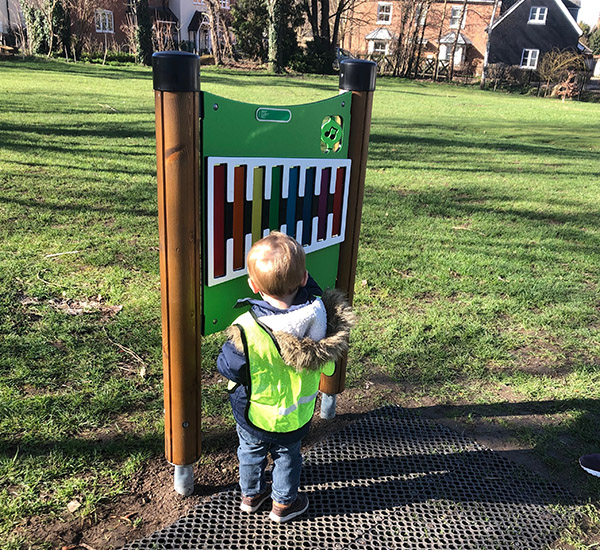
[247,232,306,297]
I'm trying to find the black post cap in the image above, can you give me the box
[339,59,377,92]
[153,51,200,92]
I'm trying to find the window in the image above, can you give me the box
[368,40,389,54]
[528,6,548,24]
[520,48,539,69]
[373,40,388,53]
[95,9,114,33]
[439,44,464,64]
[377,2,392,24]
[449,6,465,28]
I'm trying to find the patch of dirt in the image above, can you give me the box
[23,445,240,550]
[21,367,600,549]
[24,378,398,550]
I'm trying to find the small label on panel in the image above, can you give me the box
[256,108,292,123]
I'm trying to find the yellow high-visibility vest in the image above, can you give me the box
[232,311,335,433]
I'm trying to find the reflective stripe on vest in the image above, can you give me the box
[233,310,335,433]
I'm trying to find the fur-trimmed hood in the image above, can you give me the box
[226,288,355,372]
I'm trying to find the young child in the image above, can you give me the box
[217,232,354,523]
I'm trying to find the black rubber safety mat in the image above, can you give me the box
[123,405,577,550]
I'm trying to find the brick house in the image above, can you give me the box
[340,0,502,75]
[69,0,228,55]
[147,0,232,53]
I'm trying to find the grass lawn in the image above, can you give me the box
[1,57,600,549]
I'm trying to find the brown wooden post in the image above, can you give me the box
[153,51,202,495]
[320,59,376,400]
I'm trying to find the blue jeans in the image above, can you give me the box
[236,424,302,506]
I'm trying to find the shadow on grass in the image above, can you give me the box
[203,71,339,95]
[0,57,341,95]
[0,57,152,81]
[368,122,600,167]
[407,398,600,500]
[0,433,164,472]
[1,193,156,220]
[0,120,155,155]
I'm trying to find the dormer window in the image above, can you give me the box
[528,6,548,24]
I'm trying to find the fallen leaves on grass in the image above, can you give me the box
[21,295,123,318]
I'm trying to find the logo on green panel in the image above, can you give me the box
[321,116,343,153]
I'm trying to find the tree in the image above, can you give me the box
[412,0,432,78]
[299,0,365,74]
[392,0,416,77]
[432,0,447,80]
[135,0,153,65]
[21,0,70,56]
[52,0,71,57]
[23,4,49,54]
[231,0,269,62]
[578,22,591,48]
[65,0,99,59]
[152,19,177,52]
[537,48,586,97]
[218,4,236,61]
[480,0,501,89]
[388,0,433,78]
[590,26,600,55]
[265,0,303,72]
[205,0,223,64]
[121,13,138,58]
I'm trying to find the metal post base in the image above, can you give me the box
[174,464,195,496]
[320,393,337,420]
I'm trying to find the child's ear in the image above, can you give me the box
[248,277,260,294]
[300,270,309,287]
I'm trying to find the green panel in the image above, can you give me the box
[203,245,341,334]
[202,92,351,159]
[201,92,351,335]
[305,245,341,295]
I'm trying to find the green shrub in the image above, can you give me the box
[80,51,136,64]
[289,39,335,74]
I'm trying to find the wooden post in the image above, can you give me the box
[320,59,376,396]
[153,52,202,493]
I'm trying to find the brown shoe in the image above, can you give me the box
[269,493,309,523]
[240,486,272,512]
